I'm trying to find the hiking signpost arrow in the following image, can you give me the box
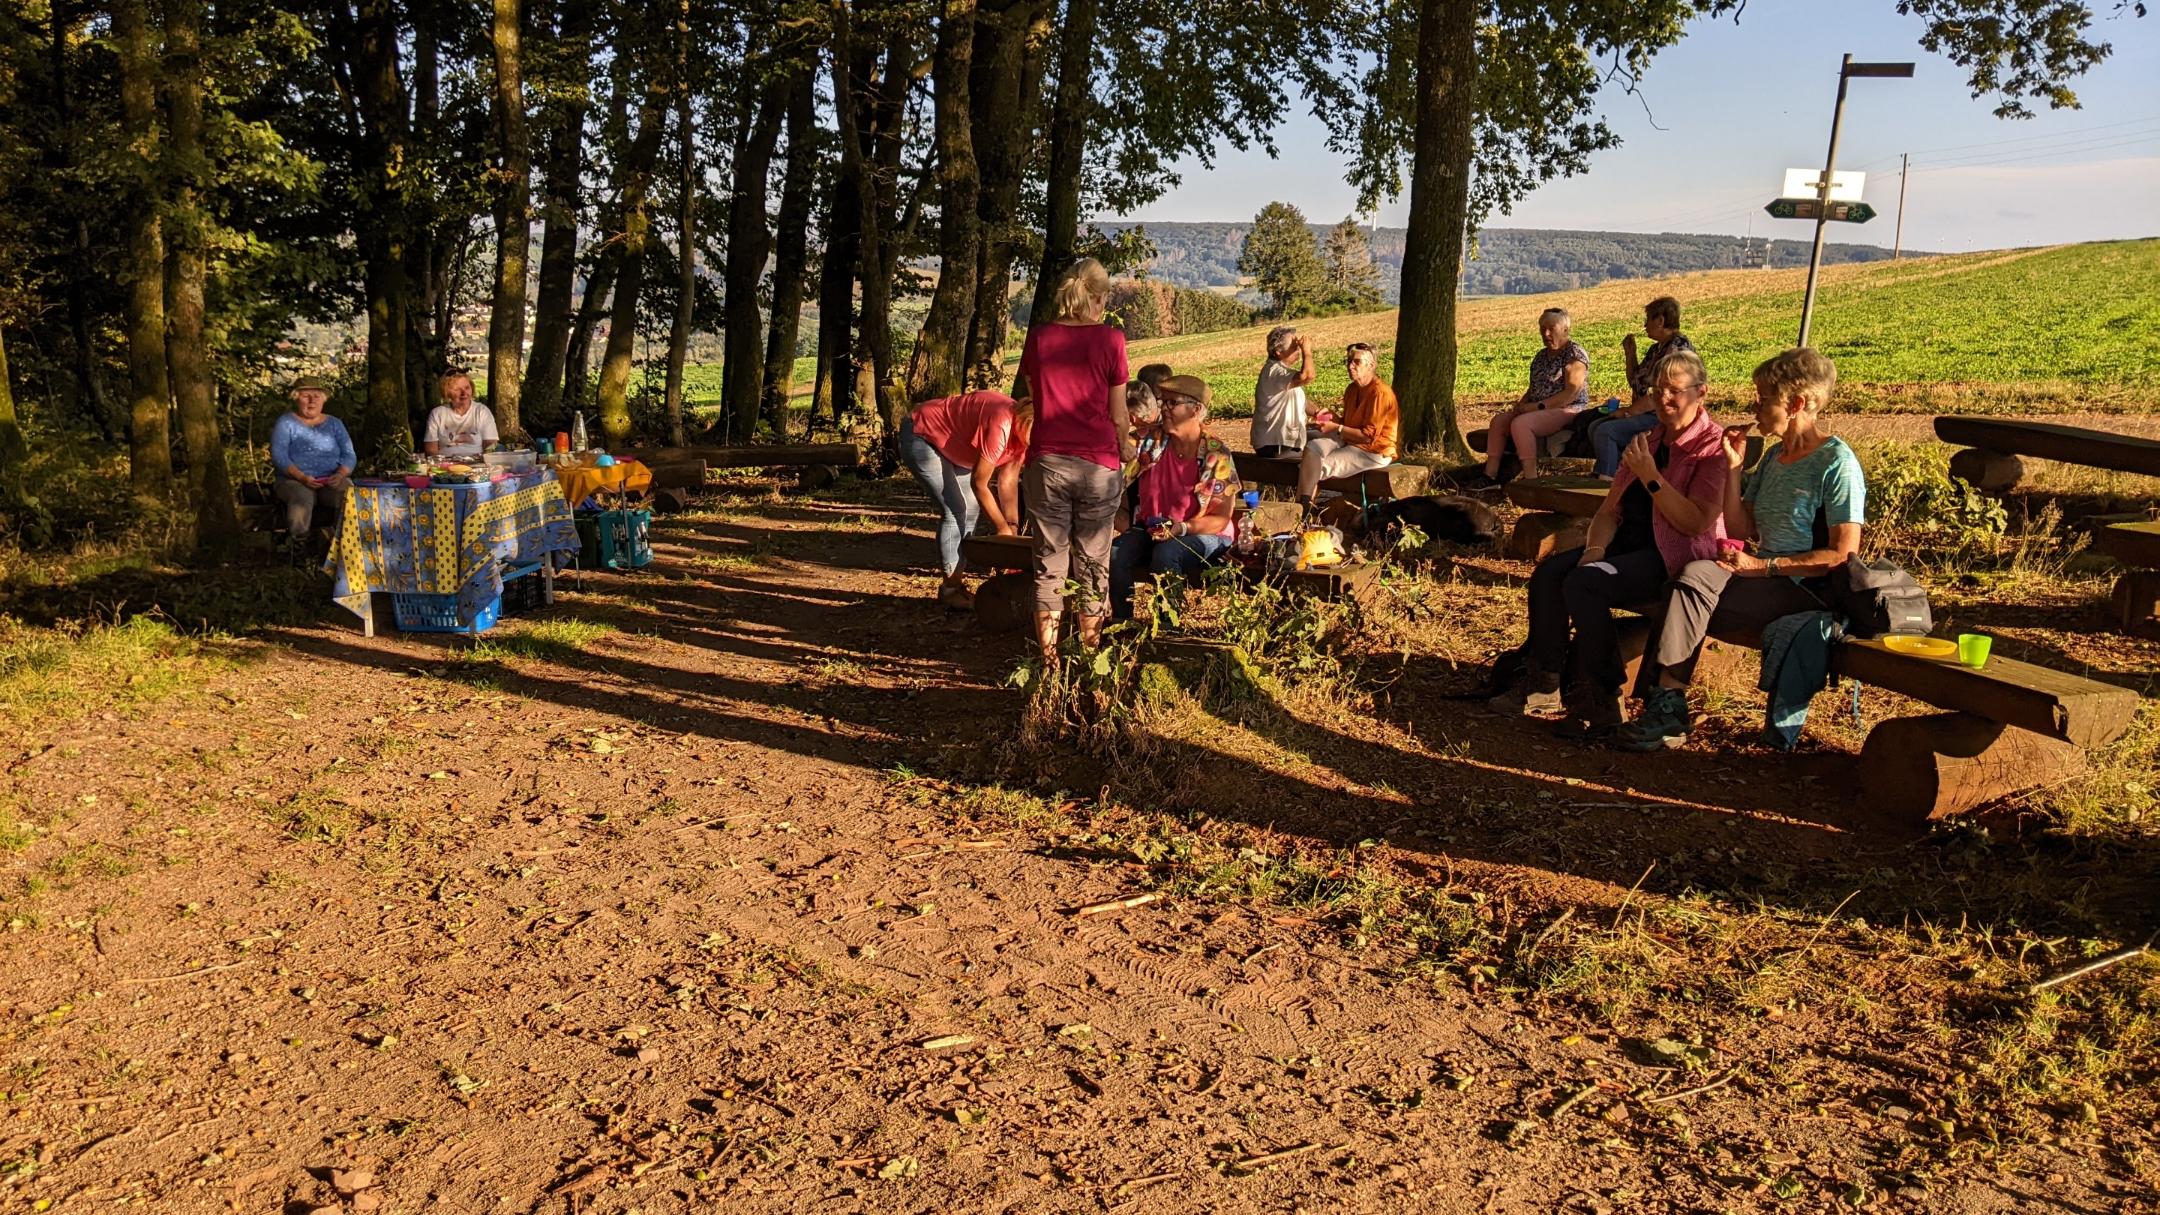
[1764,197,1878,223]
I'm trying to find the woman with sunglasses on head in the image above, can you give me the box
[1295,343,1398,507]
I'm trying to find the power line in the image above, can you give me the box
[1910,128,2160,170]
[1907,133,2160,174]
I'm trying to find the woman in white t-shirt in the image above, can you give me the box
[422,373,500,458]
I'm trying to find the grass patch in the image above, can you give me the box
[0,616,240,735]
[466,618,618,665]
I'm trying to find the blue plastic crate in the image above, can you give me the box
[390,561,541,634]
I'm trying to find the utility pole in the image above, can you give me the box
[1797,55,1912,347]
[1893,152,1910,260]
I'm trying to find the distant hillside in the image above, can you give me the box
[1101,221,1921,302]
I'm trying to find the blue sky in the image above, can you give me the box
[1111,0,2158,252]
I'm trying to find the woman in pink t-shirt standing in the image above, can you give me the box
[897,389,1032,609]
[1018,258,1134,661]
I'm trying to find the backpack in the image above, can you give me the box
[1828,554,1931,639]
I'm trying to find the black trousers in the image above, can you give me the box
[1525,545,1671,697]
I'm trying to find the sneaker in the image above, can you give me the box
[1486,669,1562,715]
[1613,686,1691,751]
[938,583,975,611]
[1551,685,1625,742]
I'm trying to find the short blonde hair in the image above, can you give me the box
[1051,258,1111,324]
[1656,348,1707,389]
[1752,347,1837,413]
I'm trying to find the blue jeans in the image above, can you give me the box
[898,416,977,576]
[1109,527,1232,619]
[1590,411,1661,478]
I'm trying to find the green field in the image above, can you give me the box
[1131,240,2160,419]
[660,240,2157,423]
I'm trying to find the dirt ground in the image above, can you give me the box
[2,466,2155,1214]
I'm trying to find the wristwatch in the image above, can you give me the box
[1645,479,1663,494]
[1766,557,1782,577]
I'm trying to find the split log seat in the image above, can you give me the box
[1501,476,1609,560]
[1231,452,1431,503]
[1935,416,2160,492]
[2094,520,2160,635]
[960,534,1035,633]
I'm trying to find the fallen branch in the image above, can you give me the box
[1229,1142,1320,1172]
[1646,1066,1738,1105]
[1547,1084,1598,1120]
[1073,892,1160,918]
[2030,937,2153,994]
[1114,1171,1181,1196]
[117,959,253,985]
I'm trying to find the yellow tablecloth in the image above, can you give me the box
[556,461,653,506]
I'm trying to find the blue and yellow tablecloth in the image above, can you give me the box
[329,471,580,630]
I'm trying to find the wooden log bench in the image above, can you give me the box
[1934,416,2160,493]
[1231,452,1431,503]
[2094,520,2160,636]
[1500,475,1609,561]
[1488,471,2139,816]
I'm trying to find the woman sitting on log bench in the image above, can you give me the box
[1489,349,1727,739]
[1109,376,1242,621]
[1617,347,1867,752]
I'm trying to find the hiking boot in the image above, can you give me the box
[1613,686,1692,751]
[1551,685,1625,742]
[1486,668,1562,715]
[937,582,976,612]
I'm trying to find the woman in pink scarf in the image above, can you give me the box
[1488,349,1727,739]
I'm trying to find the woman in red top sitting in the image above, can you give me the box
[898,389,1033,609]
[1108,375,1242,621]
[1019,258,1136,661]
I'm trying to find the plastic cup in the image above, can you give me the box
[1241,490,1261,509]
[1957,633,1992,668]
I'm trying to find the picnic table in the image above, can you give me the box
[328,470,579,637]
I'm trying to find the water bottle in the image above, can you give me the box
[571,411,590,452]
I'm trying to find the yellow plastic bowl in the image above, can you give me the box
[1882,635,1958,659]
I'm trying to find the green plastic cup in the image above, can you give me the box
[1957,633,1992,668]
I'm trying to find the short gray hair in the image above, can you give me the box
[1267,325,1298,358]
[1539,308,1571,331]
[1125,379,1160,423]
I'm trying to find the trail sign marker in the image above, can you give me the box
[1783,168,1866,201]
[1765,197,1878,223]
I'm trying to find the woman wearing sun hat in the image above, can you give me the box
[269,374,356,554]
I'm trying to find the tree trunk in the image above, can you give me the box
[115,0,173,496]
[563,244,617,415]
[1393,0,1476,458]
[0,329,24,484]
[964,0,1048,387]
[523,0,594,427]
[356,0,412,456]
[661,13,696,449]
[759,69,817,439]
[1029,0,1097,325]
[902,0,981,403]
[595,92,668,450]
[404,21,441,436]
[847,30,912,438]
[163,0,240,543]
[811,146,862,430]
[487,0,532,439]
[720,77,788,441]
